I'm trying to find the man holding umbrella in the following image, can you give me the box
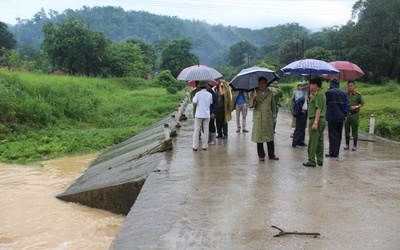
[249,76,279,162]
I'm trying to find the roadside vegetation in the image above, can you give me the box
[0,70,186,164]
[279,80,400,142]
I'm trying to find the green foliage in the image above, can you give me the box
[0,21,17,54]
[280,85,294,97]
[304,47,334,62]
[166,87,178,94]
[0,70,185,164]
[160,38,199,77]
[4,2,400,84]
[104,41,149,78]
[342,0,400,83]
[153,70,176,88]
[228,40,258,67]
[126,39,157,69]
[42,16,111,76]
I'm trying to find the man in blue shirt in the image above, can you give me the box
[231,90,250,133]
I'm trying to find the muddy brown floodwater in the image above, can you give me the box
[0,154,124,250]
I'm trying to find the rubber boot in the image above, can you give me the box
[344,137,350,150]
[209,133,216,145]
[352,139,358,151]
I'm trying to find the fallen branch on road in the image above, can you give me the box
[271,226,321,238]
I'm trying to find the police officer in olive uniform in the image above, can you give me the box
[303,78,326,167]
[345,80,365,151]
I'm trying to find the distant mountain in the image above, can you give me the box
[7,6,290,66]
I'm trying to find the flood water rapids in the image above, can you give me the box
[0,154,125,249]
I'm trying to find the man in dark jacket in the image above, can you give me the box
[206,82,218,144]
[325,78,350,157]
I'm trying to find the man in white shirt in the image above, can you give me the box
[192,81,213,150]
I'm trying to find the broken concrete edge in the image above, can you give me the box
[55,94,189,215]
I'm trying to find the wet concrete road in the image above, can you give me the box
[111,106,400,249]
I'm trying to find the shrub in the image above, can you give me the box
[166,87,178,94]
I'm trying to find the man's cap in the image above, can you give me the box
[198,81,208,88]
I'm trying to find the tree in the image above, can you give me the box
[153,70,176,88]
[228,40,258,67]
[304,47,334,62]
[275,23,311,64]
[0,21,17,56]
[104,41,149,78]
[42,16,110,76]
[126,39,157,70]
[342,0,400,83]
[160,38,198,78]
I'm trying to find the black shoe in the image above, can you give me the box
[303,162,316,167]
[325,154,337,157]
[222,135,227,139]
[352,146,357,151]
[317,162,323,166]
[344,145,349,150]
[216,134,222,138]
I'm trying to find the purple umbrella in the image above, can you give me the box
[281,59,339,76]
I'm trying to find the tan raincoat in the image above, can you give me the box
[248,88,276,143]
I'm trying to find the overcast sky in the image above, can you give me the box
[1,0,357,30]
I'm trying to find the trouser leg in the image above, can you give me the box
[236,106,241,129]
[351,113,360,140]
[216,106,225,136]
[202,118,210,149]
[193,118,202,149]
[267,141,275,158]
[328,121,342,157]
[316,119,326,164]
[242,104,248,130]
[308,118,325,166]
[293,113,307,146]
[257,143,265,158]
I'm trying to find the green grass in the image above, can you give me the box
[279,80,400,142]
[0,70,186,164]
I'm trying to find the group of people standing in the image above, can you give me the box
[292,77,365,167]
[190,76,364,168]
[190,77,282,162]
[190,79,248,151]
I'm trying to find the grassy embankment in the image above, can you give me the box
[279,81,400,142]
[0,70,186,164]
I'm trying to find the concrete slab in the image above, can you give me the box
[111,106,400,249]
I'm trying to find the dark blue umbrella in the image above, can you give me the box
[229,66,280,91]
[281,59,339,76]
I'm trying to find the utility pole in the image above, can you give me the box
[17,0,20,44]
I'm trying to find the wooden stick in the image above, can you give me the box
[271,226,321,238]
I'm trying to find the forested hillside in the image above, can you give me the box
[3,0,400,83]
[7,6,280,67]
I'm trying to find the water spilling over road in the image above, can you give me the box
[0,154,124,249]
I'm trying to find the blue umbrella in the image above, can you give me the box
[229,66,280,91]
[281,59,339,76]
